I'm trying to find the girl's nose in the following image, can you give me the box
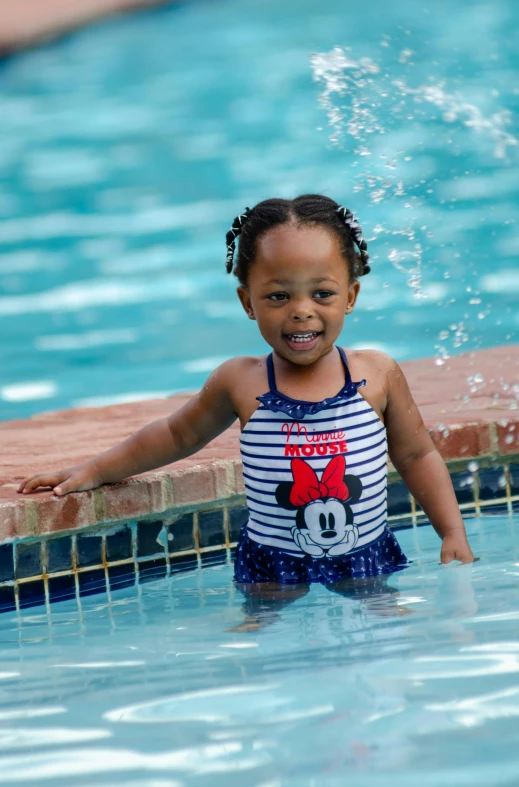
[290,299,314,321]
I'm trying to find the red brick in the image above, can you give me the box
[231,459,245,495]
[429,422,492,461]
[169,465,215,506]
[212,461,236,499]
[103,479,153,522]
[36,491,97,536]
[497,420,519,455]
[0,502,25,541]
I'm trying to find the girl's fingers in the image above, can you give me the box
[53,479,77,496]
[18,474,65,494]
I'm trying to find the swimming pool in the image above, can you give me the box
[0,0,518,421]
[0,511,518,785]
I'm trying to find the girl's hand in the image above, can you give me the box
[440,532,476,564]
[17,460,102,497]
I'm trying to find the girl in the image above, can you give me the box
[18,194,475,589]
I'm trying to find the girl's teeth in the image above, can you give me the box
[290,333,317,343]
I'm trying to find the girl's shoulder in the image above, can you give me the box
[343,347,399,382]
[206,354,268,398]
[342,348,403,418]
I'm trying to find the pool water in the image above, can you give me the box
[0,0,518,420]
[1,512,519,784]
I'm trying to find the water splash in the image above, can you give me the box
[310,46,518,310]
[311,46,517,160]
[310,45,518,386]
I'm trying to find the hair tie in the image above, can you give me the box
[225,208,251,273]
[336,206,370,273]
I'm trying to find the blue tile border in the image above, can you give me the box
[0,461,518,615]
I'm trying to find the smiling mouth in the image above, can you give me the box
[284,331,322,344]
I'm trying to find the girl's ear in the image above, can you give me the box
[237,286,256,320]
[275,482,298,510]
[345,280,361,314]
[344,474,362,504]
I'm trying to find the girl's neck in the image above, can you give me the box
[271,346,345,402]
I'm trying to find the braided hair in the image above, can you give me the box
[225,194,370,284]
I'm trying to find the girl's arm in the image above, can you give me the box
[383,358,475,564]
[18,361,239,497]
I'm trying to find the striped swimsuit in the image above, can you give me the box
[234,347,407,584]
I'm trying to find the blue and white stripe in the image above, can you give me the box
[240,392,388,556]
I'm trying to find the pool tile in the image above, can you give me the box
[198,510,225,548]
[450,470,477,505]
[0,586,15,613]
[391,520,417,532]
[169,553,198,575]
[18,580,45,608]
[47,537,73,574]
[138,557,167,584]
[0,543,14,582]
[200,547,227,567]
[108,564,136,591]
[78,568,107,597]
[106,525,133,562]
[76,534,102,567]
[167,514,194,553]
[137,521,165,558]
[228,507,247,542]
[16,542,42,579]
[479,503,510,516]
[478,466,508,501]
[509,464,519,496]
[48,575,76,604]
[387,481,412,517]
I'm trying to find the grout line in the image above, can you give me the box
[223,507,230,550]
[505,464,513,516]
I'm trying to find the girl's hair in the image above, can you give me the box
[225,194,370,285]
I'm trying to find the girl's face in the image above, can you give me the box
[237,223,360,365]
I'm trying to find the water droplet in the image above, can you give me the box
[468,461,479,473]
[505,434,515,445]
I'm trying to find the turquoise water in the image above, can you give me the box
[1,513,519,784]
[0,0,518,421]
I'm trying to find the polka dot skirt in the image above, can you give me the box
[234,523,409,584]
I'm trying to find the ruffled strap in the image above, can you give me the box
[257,379,366,420]
[257,346,366,419]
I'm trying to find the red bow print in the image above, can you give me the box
[289,456,350,507]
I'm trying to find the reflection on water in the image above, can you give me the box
[0,0,518,419]
[1,514,519,783]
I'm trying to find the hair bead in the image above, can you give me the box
[335,206,370,274]
[225,208,251,273]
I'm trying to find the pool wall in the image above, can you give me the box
[1,345,518,612]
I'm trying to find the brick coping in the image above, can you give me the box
[1,345,518,542]
[0,0,170,55]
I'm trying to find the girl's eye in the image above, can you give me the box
[314,291,335,299]
[268,293,288,301]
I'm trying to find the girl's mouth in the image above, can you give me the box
[283,331,322,351]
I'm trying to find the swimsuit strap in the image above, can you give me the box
[266,346,351,394]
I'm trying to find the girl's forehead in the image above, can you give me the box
[257,222,340,259]
[255,224,344,264]
[251,223,349,282]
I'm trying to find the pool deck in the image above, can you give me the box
[1,345,518,541]
[0,0,169,54]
